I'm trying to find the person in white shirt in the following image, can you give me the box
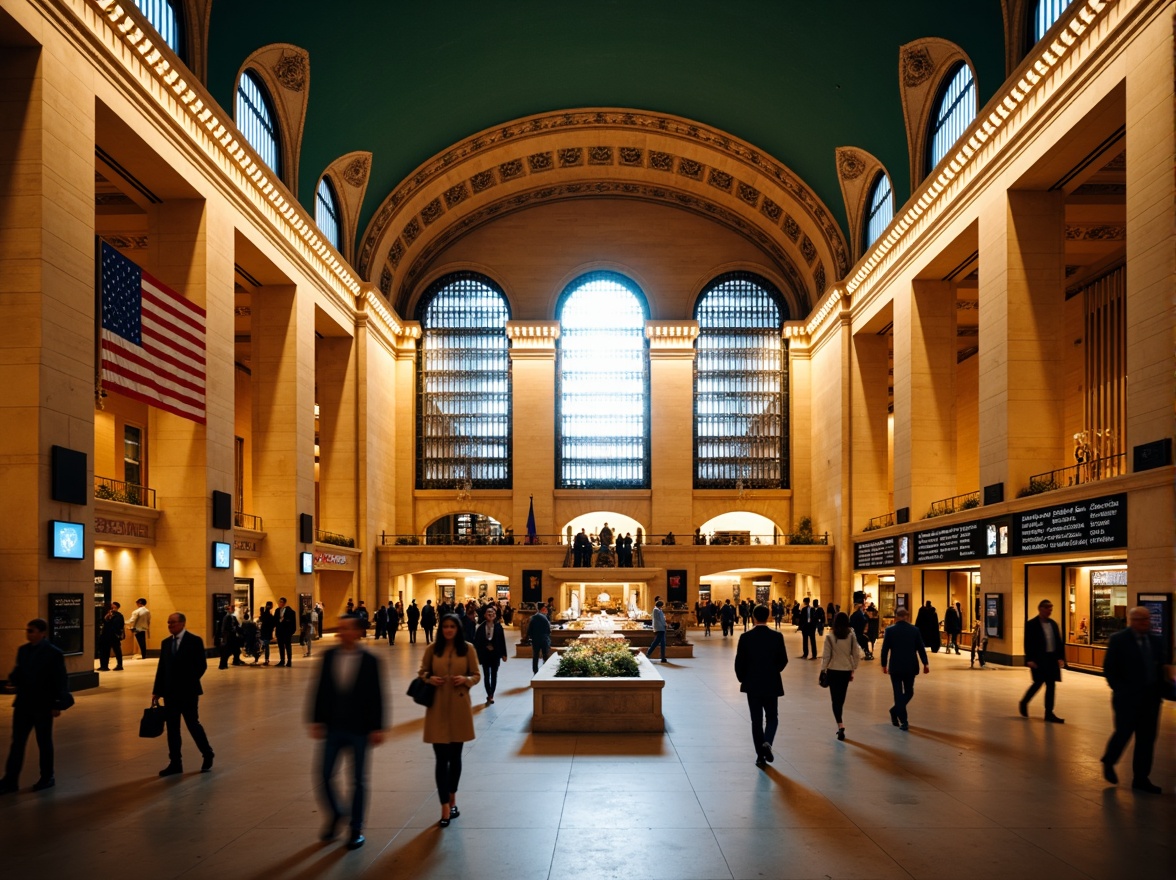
[128,598,151,659]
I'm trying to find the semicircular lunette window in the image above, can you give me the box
[558,272,649,489]
[694,273,788,490]
[236,70,281,178]
[315,176,342,251]
[416,273,512,490]
[1033,0,1074,42]
[863,171,894,250]
[927,62,976,174]
[133,0,184,60]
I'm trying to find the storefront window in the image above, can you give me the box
[1068,565,1127,645]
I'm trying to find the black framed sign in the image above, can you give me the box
[522,570,542,604]
[985,593,1004,639]
[48,593,85,656]
[666,570,687,604]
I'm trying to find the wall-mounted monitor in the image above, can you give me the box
[212,541,232,569]
[300,551,313,574]
[49,520,86,560]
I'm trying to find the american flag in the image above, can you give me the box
[100,242,207,424]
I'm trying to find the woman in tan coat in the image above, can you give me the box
[419,613,479,827]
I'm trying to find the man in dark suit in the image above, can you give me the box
[1019,599,1067,723]
[0,619,70,793]
[880,606,930,730]
[1100,606,1166,793]
[799,597,818,659]
[528,603,553,673]
[310,615,385,849]
[152,612,214,776]
[734,604,789,766]
[274,597,297,667]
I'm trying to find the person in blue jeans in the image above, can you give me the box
[646,600,669,663]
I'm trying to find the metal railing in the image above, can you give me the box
[234,511,263,531]
[94,475,156,508]
[863,512,895,532]
[1020,453,1127,497]
[925,490,981,519]
[315,528,356,548]
[379,531,827,548]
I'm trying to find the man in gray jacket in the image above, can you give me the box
[646,600,669,663]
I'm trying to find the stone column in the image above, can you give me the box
[1124,13,1175,622]
[143,199,236,635]
[977,190,1066,495]
[647,321,698,540]
[316,332,360,602]
[251,284,316,606]
[893,279,957,519]
[507,322,559,540]
[0,42,96,678]
[391,324,419,537]
[850,332,890,531]
[785,325,812,532]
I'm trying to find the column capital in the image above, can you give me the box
[507,321,560,358]
[645,320,698,358]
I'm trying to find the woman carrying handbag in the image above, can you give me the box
[820,611,864,741]
[419,614,479,827]
[472,604,507,704]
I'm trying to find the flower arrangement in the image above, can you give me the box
[555,637,640,678]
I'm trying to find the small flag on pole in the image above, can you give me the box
[99,242,207,424]
[526,495,537,545]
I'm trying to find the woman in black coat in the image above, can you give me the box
[472,604,508,704]
[915,601,941,653]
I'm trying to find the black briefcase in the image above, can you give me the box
[407,677,436,707]
[138,705,166,738]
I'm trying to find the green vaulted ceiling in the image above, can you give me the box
[207,0,1006,266]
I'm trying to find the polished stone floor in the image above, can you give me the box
[0,627,1172,879]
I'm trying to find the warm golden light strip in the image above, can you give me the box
[807,0,1117,338]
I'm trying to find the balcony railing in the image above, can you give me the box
[1019,453,1127,498]
[925,491,981,519]
[315,528,356,548]
[94,475,156,508]
[234,511,263,531]
[380,531,828,548]
[863,512,895,532]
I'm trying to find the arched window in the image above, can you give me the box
[1032,0,1073,42]
[863,172,894,249]
[416,273,512,489]
[133,0,184,60]
[315,177,342,251]
[236,70,282,178]
[557,272,649,489]
[927,62,976,173]
[694,273,788,489]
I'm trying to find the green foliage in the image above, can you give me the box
[960,496,981,510]
[555,638,640,678]
[1017,476,1060,498]
[790,516,817,544]
[320,533,356,548]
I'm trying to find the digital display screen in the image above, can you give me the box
[50,520,85,560]
[212,541,232,569]
[300,551,313,574]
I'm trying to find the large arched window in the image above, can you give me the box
[236,70,282,178]
[416,273,512,489]
[694,273,788,489]
[863,172,894,250]
[315,176,342,251]
[557,272,649,489]
[927,62,976,173]
[1032,0,1073,42]
[134,0,184,60]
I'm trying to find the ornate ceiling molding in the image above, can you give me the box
[319,150,373,264]
[357,109,851,315]
[897,38,975,193]
[236,43,310,193]
[834,147,890,264]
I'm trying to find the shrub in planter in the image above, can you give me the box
[555,638,640,678]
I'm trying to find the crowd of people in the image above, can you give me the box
[570,524,639,567]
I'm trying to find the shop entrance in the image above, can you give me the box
[233,577,254,617]
[921,568,980,651]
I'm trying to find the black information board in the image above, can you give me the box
[48,592,85,656]
[1138,592,1172,662]
[666,569,688,605]
[913,522,986,565]
[984,593,1004,639]
[1013,493,1127,556]
[854,537,896,570]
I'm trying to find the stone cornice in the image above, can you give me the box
[507,320,560,356]
[645,320,699,355]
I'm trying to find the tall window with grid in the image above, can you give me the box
[236,70,281,178]
[1033,0,1074,41]
[863,172,894,250]
[694,273,788,489]
[557,273,649,489]
[416,273,512,489]
[315,177,342,251]
[133,0,184,60]
[927,63,976,174]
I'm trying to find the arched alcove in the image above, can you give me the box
[696,511,781,545]
[561,511,646,546]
